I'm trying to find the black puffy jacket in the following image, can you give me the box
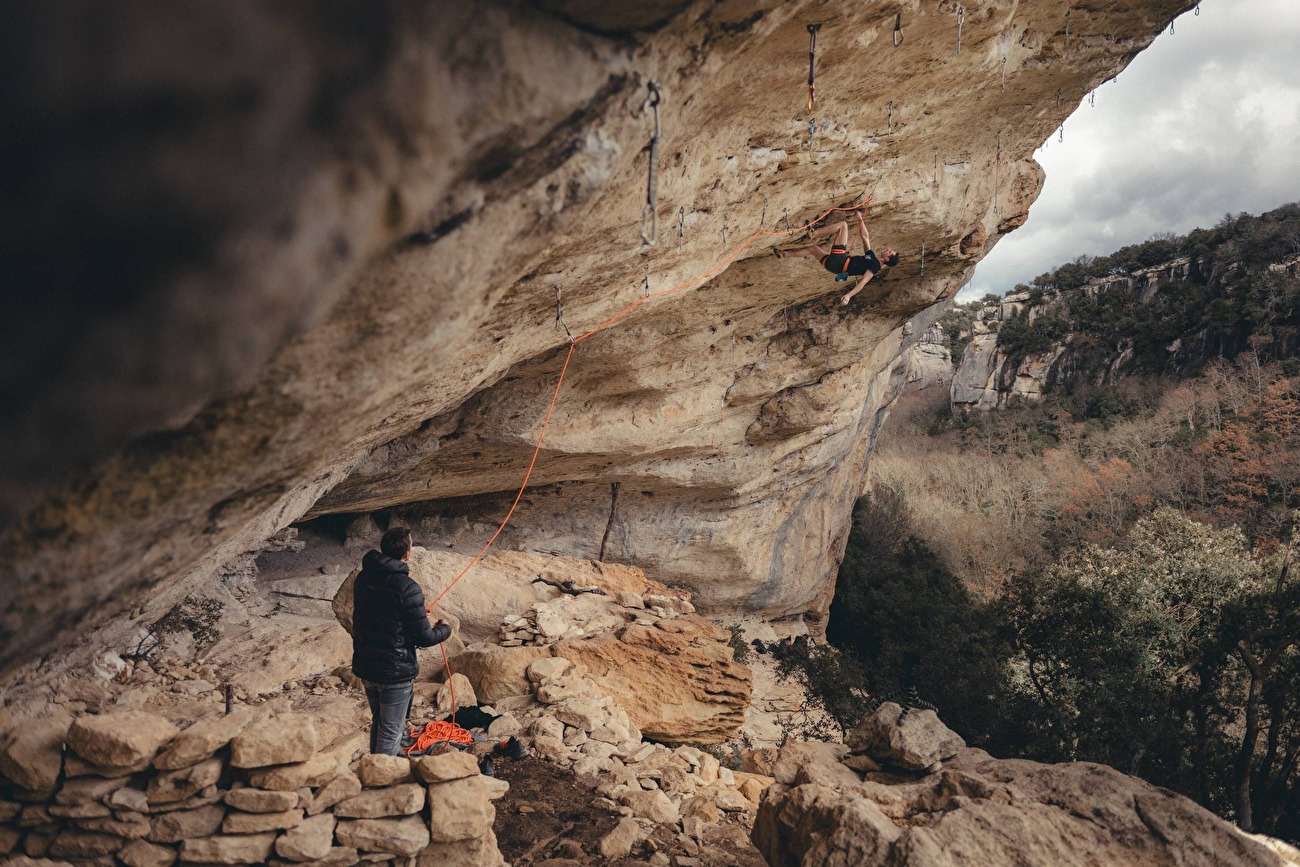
[351,550,451,684]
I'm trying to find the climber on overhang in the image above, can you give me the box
[774,209,899,305]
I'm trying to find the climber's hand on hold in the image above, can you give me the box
[841,293,852,306]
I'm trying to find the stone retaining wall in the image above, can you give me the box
[0,709,505,866]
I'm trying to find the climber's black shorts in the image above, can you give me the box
[820,246,879,277]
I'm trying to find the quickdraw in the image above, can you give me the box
[893,12,904,47]
[956,5,966,54]
[806,24,822,111]
[639,81,662,246]
[555,284,574,342]
[887,101,894,133]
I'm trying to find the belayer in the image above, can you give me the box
[350,527,452,755]
[774,209,899,305]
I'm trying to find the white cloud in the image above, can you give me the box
[967,0,1300,300]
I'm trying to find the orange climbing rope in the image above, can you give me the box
[428,197,868,610]
[404,718,473,756]
[426,196,872,704]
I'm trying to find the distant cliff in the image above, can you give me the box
[933,204,1300,410]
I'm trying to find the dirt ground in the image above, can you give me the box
[492,758,767,867]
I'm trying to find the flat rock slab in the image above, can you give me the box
[0,713,72,792]
[275,812,336,862]
[230,714,318,768]
[66,711,179,768]
[146,804,225,844]
[357,754,413,788]
[334,783,425,819]
[147,757,223,804]
[427,777,496,843]
[155,710,255,770]
[335,815,430,856]
[118,838,179,867]
[414,751,479,783]
[181,831,277,865]
[222,807,304,833]
[224,787,300,813]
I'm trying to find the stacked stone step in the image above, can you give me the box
[0,707,507,866]
[510,656,772,859]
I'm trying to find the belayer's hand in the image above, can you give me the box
[433,619,450,629]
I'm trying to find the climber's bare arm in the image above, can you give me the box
[840,271,874,305]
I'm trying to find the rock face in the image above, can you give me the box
[753,706,1284,867]
[0,0,1191,677]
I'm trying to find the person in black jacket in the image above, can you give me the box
[351,527,452,755]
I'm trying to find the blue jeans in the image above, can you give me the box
[362,678,414,755]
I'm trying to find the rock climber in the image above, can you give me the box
[351,527,452,755]
[775,209,899,305]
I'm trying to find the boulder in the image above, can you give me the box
[155,710,255,770]
[180,832,277,865]
[230,714,318,768]
[334,783,425,819]
[427,776,496,843]
[275,812,336,862]
[553,616,750,744]
[846,703,965,772]
[223,787,300,813]
[0,714,72,793]
[621,790,679,824]
[65,712,178,768]
[753,738,1287,867]
[435,673,478,713]
[147,757,223,804]
[246,733,362,790]
[335,815,431,857]
[449,643,552,703]
[599,817,643,859]
[357,754,413,787]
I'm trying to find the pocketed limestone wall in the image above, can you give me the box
[0,709,505,866]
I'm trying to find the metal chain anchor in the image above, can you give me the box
[639,81,662,246]
[555,284,574,342]
[1089,90,1095,108]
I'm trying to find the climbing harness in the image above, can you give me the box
[639,81,662,246]
[554,284,574,342]
[887,101,894,133]
[956,5,966,55]
[893,12,904,47]
[806,24,822,111]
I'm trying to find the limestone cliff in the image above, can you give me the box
[0,1,1194,676]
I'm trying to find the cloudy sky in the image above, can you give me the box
[961,0,1300,300]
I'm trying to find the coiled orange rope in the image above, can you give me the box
[404,719,473,756]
